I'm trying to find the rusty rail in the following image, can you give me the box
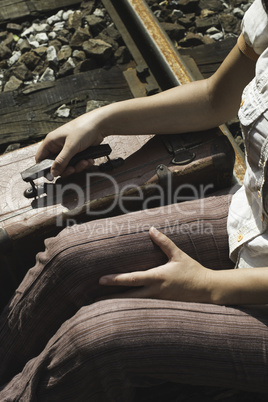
[103,0,246,183]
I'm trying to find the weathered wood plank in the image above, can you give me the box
[0,0,82,23]
[0,67,133,148]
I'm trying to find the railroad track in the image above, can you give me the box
[0,0,245,182]
[102,0,246,184]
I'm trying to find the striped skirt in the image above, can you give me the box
[0,193,268,401]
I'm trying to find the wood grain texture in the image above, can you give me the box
[0,0,81,23]
[0,67,133,147]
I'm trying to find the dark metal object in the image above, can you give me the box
[24,180,38,198]
[21,144,112,199]
[161,134,198,165]
[172,150,196,165]
[21,144,112,183]
[99,157,125,172]
[156,164,172,188]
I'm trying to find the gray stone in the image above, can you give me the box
[28,40,39,48]
[0,44,12,60]
[48,40,62,51]
[0,60,8,69]
[160,22,185,40]
[63,10,74,21]
[93,8,105,18]
[47,14,61,25]
[8,51,22,67]
[172,9,184,17]
[81,0,95,16]
[199,0,224,12]
[177,13,195,28]
[3,32,15,47]
[219,14,240,34]
[33,46,48,57]
[40,67,55,82]
[47,46,58,65]
[209,31,224,40]
[97,33,119,51]
[72,50,86,61]
[58,45,72,62]
[179,32,204,47]
[206,26,220,34]
[233,7,244,18]
[84,15,106,35]
[67,11,82,30]
[57,57,76,77]
[200,9,215,17]
[86,99,110,112]
[18,39,32,54]
[241,3,252,12]
[10,62,33,81]
[57,34,71,46]
[32,22,50,32]
[6,23,23,33]
[202,34,216,44]
[82,39,113,61]
[53,22,66,32]
[55,104,70,117]
[35,33,49,44]
[19,51,41,70]
[74,58,97,74]
[32,61,48,77]
[4,76,22,92]
[70,27,91,47]
[114,46,131,64]
[195,15,220,32]
[154,10,162,19]
[21,26,35,37]
[101,25,121,43]
[48,32,57,40]
[0,31,8,41]
[56,10,64,19]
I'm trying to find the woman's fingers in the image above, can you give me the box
[60,159,94,178]
[99,228,183,289]
[149,227,180,261]
[51,144,78,177]
[99,270,151,287]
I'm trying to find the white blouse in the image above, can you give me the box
[227,0,268,267]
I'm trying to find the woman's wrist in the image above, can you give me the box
[89,100,135,139]
[208,267,268,305]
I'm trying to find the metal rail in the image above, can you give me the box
[103,0,246,183]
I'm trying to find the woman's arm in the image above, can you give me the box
[36,44,255,177]
[209,268,268,305]
[96,44,256,136]
[99,228,268,306]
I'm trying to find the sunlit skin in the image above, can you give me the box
[36,44,267,306]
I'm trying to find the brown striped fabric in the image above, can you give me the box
[0,194,268,401]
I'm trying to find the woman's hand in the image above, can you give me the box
[99,227,213,303]
[35,109,106,178]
